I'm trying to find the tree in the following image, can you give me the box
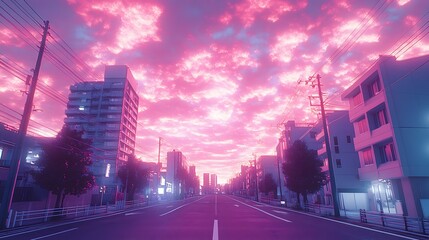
[259,173,277,197]
[118,155,149,201]
[33,126,95,209]
[282,140,326,208]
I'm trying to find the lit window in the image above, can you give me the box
[0,147,3,159]
[380,143,397,163]
[79,106,85,111]
[362,148,374,166]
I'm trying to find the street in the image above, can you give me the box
[0,195,420,240]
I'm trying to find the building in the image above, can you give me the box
[211,174,217,193]
[342,55,429,218]
[314,110,369,213]
[257,155,282,199]
[65,65,139,202]
[166,150,188,198]
[203,173,210,194]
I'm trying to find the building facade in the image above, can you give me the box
[65,65,139,201]
[166,150,188,198]
[342,55,429,218]
[314,110,369,212]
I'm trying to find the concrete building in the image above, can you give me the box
[314,111,369,213]
[257,155,281,198]
[211,174,217,193]
[203,173,210,194]
[166,150,188,198]
[342,55,429,218]
[65,65,139,202]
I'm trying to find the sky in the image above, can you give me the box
[1,0,429,184]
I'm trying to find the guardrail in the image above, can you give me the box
[7,198,149,228]
[359,209,429,235]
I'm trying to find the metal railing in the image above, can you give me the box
[7,198,149,228]
[359,209,429,235]
[10,205,108,228]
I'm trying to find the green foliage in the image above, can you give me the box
[33,126,95,208]
[118,155,149,201]
[259,173,277,196]
[282,140,326,205]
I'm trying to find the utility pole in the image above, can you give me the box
[304,74,340,217]
[0,21,49,229]
[157,137,161,198]
[276,154,283,202]
[252,153,259,202]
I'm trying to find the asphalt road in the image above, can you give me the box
[0,195,422,240]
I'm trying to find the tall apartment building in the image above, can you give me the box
[203,173,210,194]
[65,65,139,196]
[166,150,188,198]
[211,174,217,193]
[342,55,429,218]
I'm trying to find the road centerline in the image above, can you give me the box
[212,219,219,240]
[30,228,78,240]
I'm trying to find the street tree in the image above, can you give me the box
[118,155,149,201]
[259,173,277,197]
[282,140,326,208]
[33,126,95,209]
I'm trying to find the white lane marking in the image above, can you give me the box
[272,210,288,215]
[30,228,78,240]
[234,204,239,207]
[160,196,207,217]
[125,212,142,216]
[228,196,419,240]
[215,194,218,217]
[231,198,292,223]
[212,219,219,240]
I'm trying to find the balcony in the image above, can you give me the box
[353,123,392,151]
[315,131,324,141]
[348,92,385,122]
[317,145,327,156]
[357,164,378,181]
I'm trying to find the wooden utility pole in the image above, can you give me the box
[0,21,50,229]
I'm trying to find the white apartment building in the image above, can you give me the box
[342,55,429,218]
[65,65,139,201]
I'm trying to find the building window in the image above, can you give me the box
[336,159,342,168]
[334,146,339,154]
[380,143,397,163]
[362,148,374,166]
[374,108,388,128]
[356,118,369,134]
[333,136,338,145]
[368,78,381,98]
[346,136,351,143]
[79,106,85,111]
[351,92,363,107]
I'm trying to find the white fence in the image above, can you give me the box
[7,198,149,228]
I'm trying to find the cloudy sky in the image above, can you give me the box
[1,0,428,183]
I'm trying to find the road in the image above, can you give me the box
[0,195,421,240]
